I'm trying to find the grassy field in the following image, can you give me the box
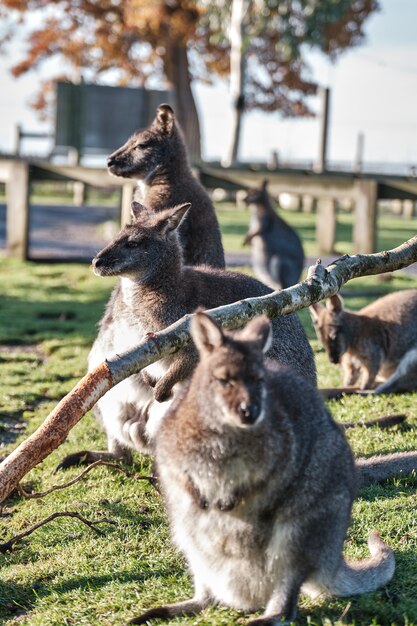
[0,209,417,626]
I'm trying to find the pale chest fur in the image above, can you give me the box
[163,472,293,611]
[87,278,178,450]
[134,179,148,203]
[159,450,292,611]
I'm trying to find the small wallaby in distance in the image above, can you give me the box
[310,289,417,393]
[129,312,395,626]
[56,200,316,470]
[243,179,305,290]
[107,103,225,269]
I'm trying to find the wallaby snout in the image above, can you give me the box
[107,154,117,168]
[310,298,347,365]
[328,341,342,364]
[107,143,135,178]
[107,133,157,179]
[238,399,261,425]
[320,326,346,364]
[92,254,108,276]
[217,379,264,428]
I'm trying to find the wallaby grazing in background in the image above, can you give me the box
[310,289,417,393]
[129,312,395,626]
[107,103,225,269]
[56,200,316,470]
[243,179,305,290]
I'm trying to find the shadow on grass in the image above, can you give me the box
[0,565,175,623]
[359,474,417,502]
[0,292,109,345]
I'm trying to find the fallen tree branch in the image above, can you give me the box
[0,511,117,553]
[1,236,417,503]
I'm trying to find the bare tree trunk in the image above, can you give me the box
[1,237,417,503]
[164,42,201,161]
[222,0,251,167]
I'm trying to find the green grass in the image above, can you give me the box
[0,214,417,625]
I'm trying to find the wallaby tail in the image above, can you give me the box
[356,451,417,487]
[327,532,395,597]
[342,413,407,430]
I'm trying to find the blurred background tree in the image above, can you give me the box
[0,0,379,161]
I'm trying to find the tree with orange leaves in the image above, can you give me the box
[0,0,379,161]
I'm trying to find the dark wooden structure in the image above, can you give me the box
[1,156,417,260]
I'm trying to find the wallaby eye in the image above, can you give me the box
[135,141,151,150]
[126,237,149,249]
[216,377,233,388]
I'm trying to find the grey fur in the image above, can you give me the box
[243,179,305,290]
[310,289,417,392]
[107,103,225,269]
[129,313,395,625]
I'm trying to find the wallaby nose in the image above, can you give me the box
[107,155,115,167]
[92,256,104,272]
[92,255,105,276]
[238,401,260,425]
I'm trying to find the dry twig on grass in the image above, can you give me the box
[0,511,117,553]
[17,460,159,499]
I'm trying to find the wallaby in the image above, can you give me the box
[129,312,395,626]
[243,179,305,290]
[56,200,316,470]
[310,290,417,393]
[107,103,225,269]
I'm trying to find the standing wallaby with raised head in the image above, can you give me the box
[107,104,225,269]
[310,290,417,393]
[56,200,316,470]
[243,179,305,290]
[129,312,395,626]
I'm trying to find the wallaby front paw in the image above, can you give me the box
[153,383,173,403]
[54,450,95,472]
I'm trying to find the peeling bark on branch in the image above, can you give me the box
[1,236,417,504]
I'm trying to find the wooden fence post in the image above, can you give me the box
[6,160,30,260]
[316,197,336,254]
[353,179,377,254]
[120,183,135,226]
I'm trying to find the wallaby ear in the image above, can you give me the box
[157,203,191,235]
[154,103,175,135]
[238,316,272,354]
[130,201,149,221]
[326,294,344,314]
[309,302,325,323]
[261,178,269,190]
[191,311,225,355]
